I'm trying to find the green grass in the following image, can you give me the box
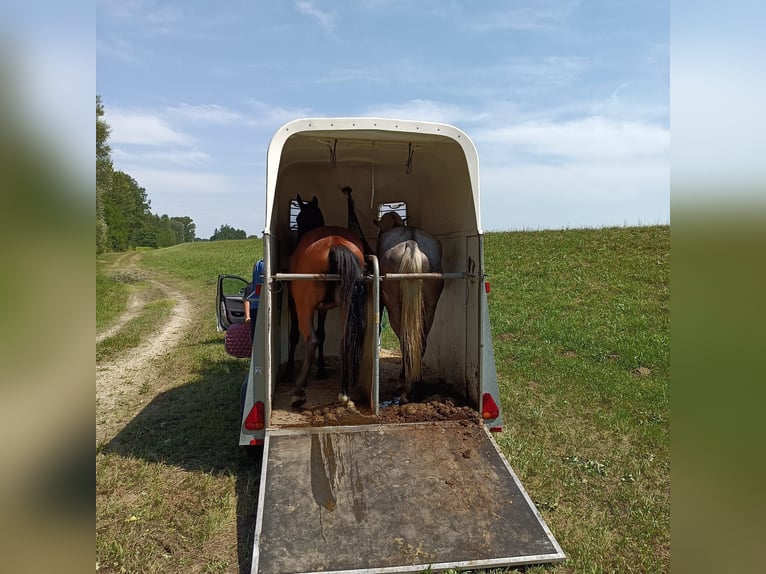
[139,238,263,286]
[485,226,669,573]
[96,228,669,573]
[96,255,134,330]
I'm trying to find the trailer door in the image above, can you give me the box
[252,422,565,574]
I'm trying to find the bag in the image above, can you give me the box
[224,322,252,358]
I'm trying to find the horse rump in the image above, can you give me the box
[377,225,444,403]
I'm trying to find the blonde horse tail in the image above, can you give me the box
[399,242,424,384]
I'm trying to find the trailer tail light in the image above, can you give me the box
[250,438,264,446]
[485,281,491,294]
[245,401,265,430]
[482,393,500,420]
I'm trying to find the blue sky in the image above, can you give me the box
[97,0,669,238]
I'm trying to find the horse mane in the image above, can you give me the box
[296,194,324,236]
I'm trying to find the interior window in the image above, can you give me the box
[289,199,300,231]
[377,201,407,225]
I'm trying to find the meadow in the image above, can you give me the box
[96,226,669,573]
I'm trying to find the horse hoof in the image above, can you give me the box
[399,393,410,405]
[291,394,306,408]
[338,392,350,405]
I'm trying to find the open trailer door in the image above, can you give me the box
[216,274,249,331]
[251,421,565,574]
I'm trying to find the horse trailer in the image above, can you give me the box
[226,117,565,573]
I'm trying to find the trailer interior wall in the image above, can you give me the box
[267,128,483,407]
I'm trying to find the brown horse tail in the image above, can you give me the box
[399,241,425,384]
[330,245,368,398]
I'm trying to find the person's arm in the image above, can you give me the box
[244,284,252,322]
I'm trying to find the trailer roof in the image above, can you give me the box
[264,117,482,236]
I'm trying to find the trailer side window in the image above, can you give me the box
[377,202,407,225]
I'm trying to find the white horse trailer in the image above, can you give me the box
[236,118,565,574]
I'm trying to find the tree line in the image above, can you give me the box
[97,96,248,253]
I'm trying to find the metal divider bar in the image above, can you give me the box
[367,255,380,415]
[272,273,342,281]
[272,272,470,281]
[383,272,468,280]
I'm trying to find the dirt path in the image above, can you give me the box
[96,258,193,444]
[96,289,147,344]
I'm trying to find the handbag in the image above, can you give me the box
[224,322,252,358]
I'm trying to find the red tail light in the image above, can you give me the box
[245,401,265,430]
[485,281,491,293]
[481,393,500,420]
[255,284,262,296]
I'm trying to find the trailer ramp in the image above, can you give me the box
[252,421,564,574]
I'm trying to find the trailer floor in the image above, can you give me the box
[254,421,565,574]
[272,351,479,428]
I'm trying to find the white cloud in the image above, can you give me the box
[96,34,146,65]
[364,99,483,125]
[244,100,315,127]
[482,160,668,202]
[472,115,669,230]
[480,159,669,230]
[294,1,335,32]
[468,0,581,31]
[126,168,233,195]
[98,0,183,35]
[112,146,212,166]
[106,108,192,146]
[474,117,669,162]
[166,103,243,124]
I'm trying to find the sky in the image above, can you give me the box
[96,0,669,239]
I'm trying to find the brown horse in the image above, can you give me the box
[287,195,368,408]
[377,212,444,402]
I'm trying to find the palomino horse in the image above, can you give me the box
[376,212,444,402]
[287,194,368,408]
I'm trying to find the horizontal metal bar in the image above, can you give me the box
[272,272,471,282]
[382,272,467,280]
[273,273,342,281]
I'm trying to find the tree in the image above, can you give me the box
[96,95,112,253]
[171,216,196,242]
[102,171,152,250]
[96,95,198,252]
[210,224,247,241]
[154,214,178,248]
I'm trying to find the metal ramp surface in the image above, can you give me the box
[252,421,565,574]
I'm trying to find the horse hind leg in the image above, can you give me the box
[292,331,317,408]
[315,309,328,379]
[283,294,300,380]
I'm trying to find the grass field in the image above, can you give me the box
[96,227,669,573]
